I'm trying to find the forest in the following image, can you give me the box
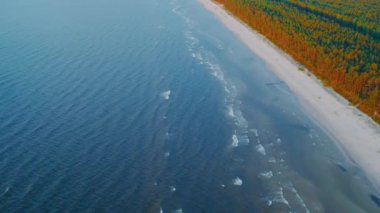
[214,0,380,123]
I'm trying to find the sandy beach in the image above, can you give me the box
[199,0,380,191]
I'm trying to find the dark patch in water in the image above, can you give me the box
[370,194,380,207]
[336,163,347,172]
[290,123,310,133]
[265,81,284,86]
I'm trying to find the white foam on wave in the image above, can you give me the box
[224,85,231,94]
[171,2,192,25]
[160,207,163,213]
[170,186,176,192]
[185,31,199,49]
[207,61,225,81]
[256,144,266,156]
[239,133,250,145]
[267,142,275,148]
[172,6,180,15]
[232,134,239,147]
[259,171,273,179]
[2,186,10,195]
[232,177,243,186]
[160,90,171,100]
[268,157,276,163]
[286,184,310,212]
[308,133,313,139]
[183,29,252,152]
[233,107,250,141]
[164,152,170,157]
[183,23,253,151]
[265,187,289,207]
[227,104,235,118]
[227,105,250,147]
[250,129,259,137]
[234,108,247,126]
[175,208,183,213]
[191,52,204,63]
[276,138,282,144]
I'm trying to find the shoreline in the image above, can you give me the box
[199,0,380,191]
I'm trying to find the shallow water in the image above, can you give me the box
[0,0,379,212]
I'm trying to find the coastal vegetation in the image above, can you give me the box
[214,0,380,123]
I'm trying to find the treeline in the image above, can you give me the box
[293,0,379,33]
[285,0,380,39]
[215,0,380,123]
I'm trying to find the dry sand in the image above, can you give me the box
[199,0,380,191]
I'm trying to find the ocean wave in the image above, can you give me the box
[264,187,289,207]
[238,133,250,145]
[0,186,10,197]
[259,171,273,179]
[232,177,243,186]
[268,157,276,163]
[182,23,252,152]
[171,2,192,25]
[250,129,259,137]
[224,85,231,94]
[227,104,235,118]
[286,184,310,213]
[185,31,199,49]
[160,90,171,100]
[232,134,239,147]
[276,138,282,144]
[256,144,266,156]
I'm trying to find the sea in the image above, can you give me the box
[0,0,379,212]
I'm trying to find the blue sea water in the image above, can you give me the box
[0,0,379,212]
